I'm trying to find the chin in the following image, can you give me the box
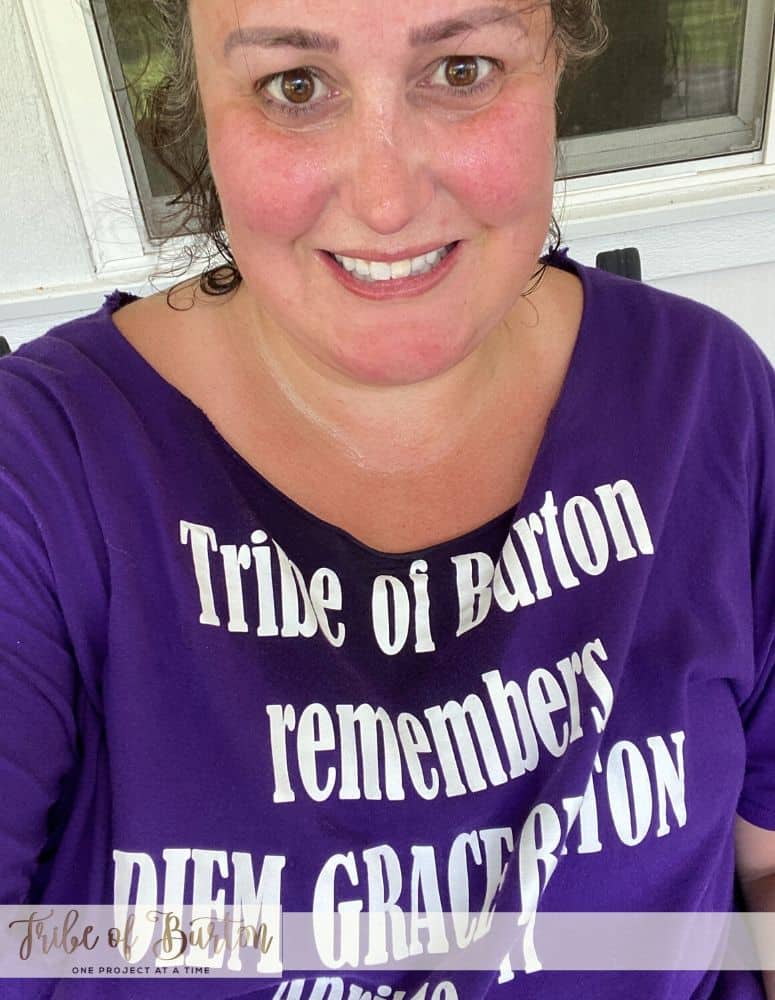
[318,322,482,388]
[236,266,496,388]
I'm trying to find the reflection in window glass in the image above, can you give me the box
[558,0,747,136]
[102,0,179,201]
[662,0,746,120]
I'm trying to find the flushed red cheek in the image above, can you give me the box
[208,113,332,240]
[438,101,555,221]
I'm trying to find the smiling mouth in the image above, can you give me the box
[326,242,459,283]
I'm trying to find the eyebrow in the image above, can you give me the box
[409,5,523,46]
[223,5,520,57]
[224,28,339,57]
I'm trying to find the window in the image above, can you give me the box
[558,0,774,176]
[91,0,182,239]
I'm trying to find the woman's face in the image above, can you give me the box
[189,0,560,386]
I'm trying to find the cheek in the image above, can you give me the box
[437,99,556,223]
[207,111,332,240]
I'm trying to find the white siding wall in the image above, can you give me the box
[2,1,774,363]
[654,262,775,361]
[1,0,92,294]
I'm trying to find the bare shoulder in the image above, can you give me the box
[539,261,585,335]
[110,281,232,403]
[510,261,584,379]
[736,815,775,882]
[112,282,202,357]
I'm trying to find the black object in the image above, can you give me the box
[0,337,10,358]
[596,248,642,281]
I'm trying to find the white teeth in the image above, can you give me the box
[390,258,412,280]
[371,262,392,281]
[332,244,453,283]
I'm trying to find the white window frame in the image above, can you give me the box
[19,0,775,292]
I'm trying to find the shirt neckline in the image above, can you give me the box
[99,251,592,563]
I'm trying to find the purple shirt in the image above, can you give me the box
[1,253,773,998]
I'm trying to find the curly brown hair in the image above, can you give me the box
[141,1,608,297]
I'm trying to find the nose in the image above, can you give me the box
[339,102,435,236]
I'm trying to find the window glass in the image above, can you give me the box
[92,0,775,236]
[96,0,180,204]
[559,0,746,135]
[558,0,773,176]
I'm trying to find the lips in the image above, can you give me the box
[319,240,463,300]
[328,243,458,283]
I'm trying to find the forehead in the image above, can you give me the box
[190,0,547,43]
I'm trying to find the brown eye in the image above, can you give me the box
[445,57,479,87]
[281,68,316,103]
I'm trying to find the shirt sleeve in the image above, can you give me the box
[0,431,81,903]
[0,473,80,902]
[736,339,775,830]
[0,344,112,905]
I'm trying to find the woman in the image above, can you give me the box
[1,0,774,997]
